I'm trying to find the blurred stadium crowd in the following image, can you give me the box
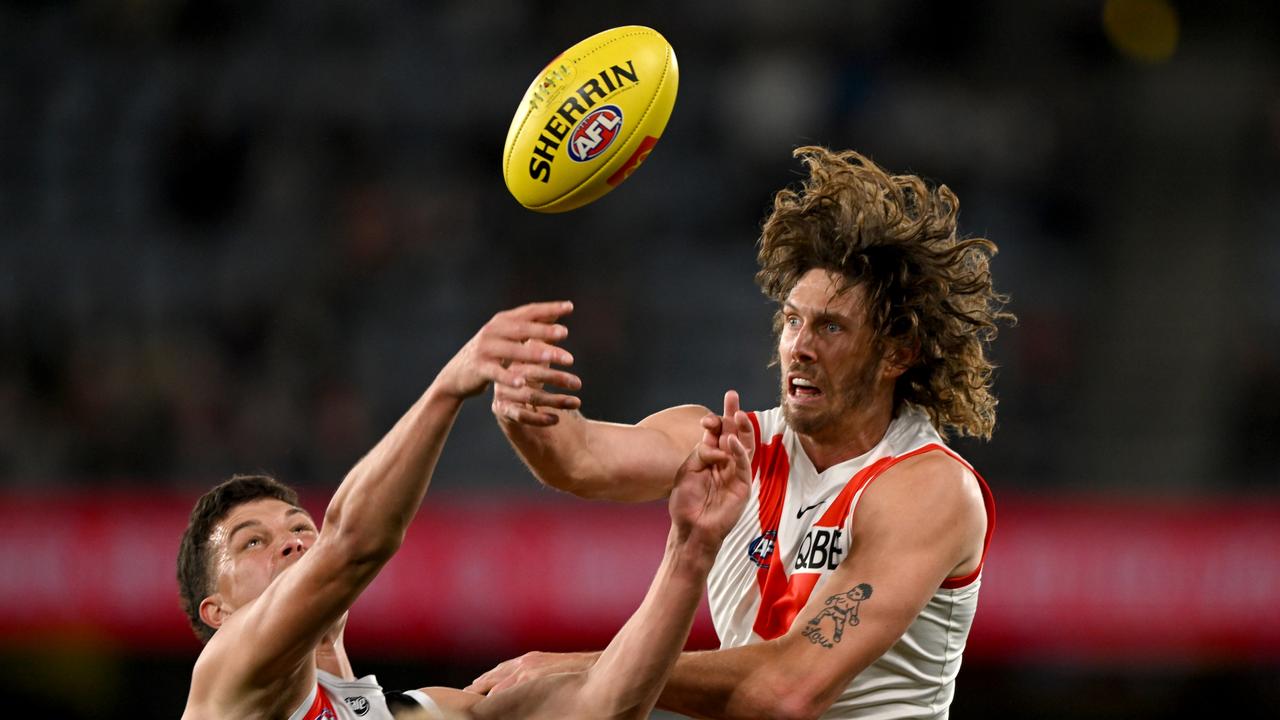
[2,0,1278,495]
[1,2,1278,717]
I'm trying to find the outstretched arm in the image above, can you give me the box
[433,407,754,720]
[493,369,755,502]
[198,302,580,696]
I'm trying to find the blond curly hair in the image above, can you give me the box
[756,146,1013,439]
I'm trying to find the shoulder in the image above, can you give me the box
[186,632,229,702]
[857,448,984,540]
[185,629,314,719]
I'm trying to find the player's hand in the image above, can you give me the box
[464,650,597,696]
[489,308,582,426]
[668,400,753,548]
[491,359,571,426]
[698,390,755,467]
[436,301,581,403]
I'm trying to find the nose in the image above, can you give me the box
[280,537,306,558]
[787,322,817,363]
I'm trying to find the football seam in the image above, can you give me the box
[504,28,664,200]
[527,39,672,211]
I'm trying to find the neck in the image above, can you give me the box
[315,628,354,680]
[796,393,897,473]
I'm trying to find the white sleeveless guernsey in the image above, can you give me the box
[288,669,444,720]
[706,406,995,720]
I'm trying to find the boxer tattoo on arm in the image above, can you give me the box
[801,583,874,649]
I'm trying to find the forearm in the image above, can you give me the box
[461,532,711,720]
[573,527,716,717]
[497,409,596,494]
[324,379,463,559]
[498,411,677,502]
[658,641,823,720]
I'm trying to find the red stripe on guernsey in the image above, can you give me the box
[749,414,789,640]
[749,442,997,639]
[752,455,892,640]
[302,684,339,720]
[746,411,763,476]
[816,456,898,528]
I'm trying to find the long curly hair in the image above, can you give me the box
[756,146,1013,439]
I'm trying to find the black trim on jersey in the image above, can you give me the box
[384,690,429,718]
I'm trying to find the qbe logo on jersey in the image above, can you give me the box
[568,104,623,162]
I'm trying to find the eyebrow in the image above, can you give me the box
[783,302,853,324]
[227,519,264,546]
[226,507,309,545]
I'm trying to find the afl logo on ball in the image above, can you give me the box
[568,104,623,162]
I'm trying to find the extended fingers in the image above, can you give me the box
[499,300,574,323]
[722,389,741,419]
[480,337,574,367]
[499,385,581,410]
[490,317,570,345]
[494,400,561,426]
[718,390,747,452]
[517,364,582,391]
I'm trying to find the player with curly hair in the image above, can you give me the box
[476,147,1013,719]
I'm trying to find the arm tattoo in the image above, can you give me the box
[801,583,873,649]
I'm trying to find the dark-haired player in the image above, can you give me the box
[177,300,752,720]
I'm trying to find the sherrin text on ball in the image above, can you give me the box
[503,26,678,213]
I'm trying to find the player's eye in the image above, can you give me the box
[785,315,801,328]
[292,525,312,534]
[825,321,841,333]
[244,537,262,549]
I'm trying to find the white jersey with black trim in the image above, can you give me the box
[706,405,995,720]
[288,669,445,720]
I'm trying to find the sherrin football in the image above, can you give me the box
[503,26,678,213]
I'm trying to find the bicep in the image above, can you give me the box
[775,457,982,702]
[577,404,708,501]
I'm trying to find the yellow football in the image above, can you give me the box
[502,26,678,213]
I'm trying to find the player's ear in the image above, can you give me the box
[199,594,228,631]
[881,339,918,379]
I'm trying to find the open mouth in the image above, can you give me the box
[788,376,823,399]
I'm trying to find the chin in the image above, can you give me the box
[782,402,828,435]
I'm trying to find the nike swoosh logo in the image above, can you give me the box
[796,501,825,519]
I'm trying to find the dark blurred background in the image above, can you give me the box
[1,0,1278,717]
